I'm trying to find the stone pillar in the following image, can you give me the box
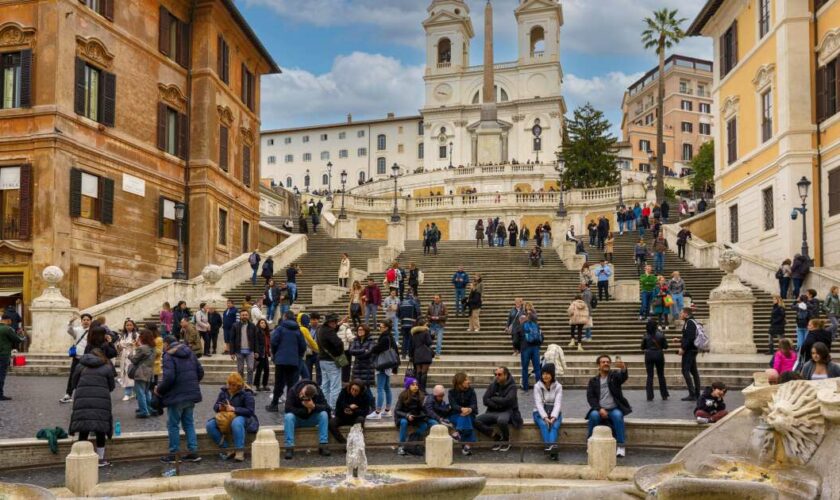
[587,425,616,480]
[199,265,227,311]
[251,429,280,469]
[707,250,757,354]
[65,440,99,496]
[29,266,78,353]
[387,221,406,253]
[425,424,453,467]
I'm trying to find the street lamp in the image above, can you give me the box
[448,141,453,168]
[326,161,333,201]
[304,169,310,193]
[390,163,401,223]
[554,149,567,217]
[532,120,543,164]
[338,169,348,220]
[172,202,187,280]
[792,176,812,262]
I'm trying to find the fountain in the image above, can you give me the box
[224,424,486,500]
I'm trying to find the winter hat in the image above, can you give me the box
[404,377,418,390]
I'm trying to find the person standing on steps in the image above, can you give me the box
[641,318,669,401]
[427,295,448,358]
[338,253,350,288]
[451,266,470,317]
[595,260,612,302]
[248,250,261,286]
[653,235,668,275]
[676,228,692,260]
[677,309,701,401]
[475,366,522,452]
[265,311,306,412]
[222,299,237,356]
[363,278,382,328]
[586,355,630,458]
[513,314,543,391]
[639,265,657,321]
[567,295,589,351]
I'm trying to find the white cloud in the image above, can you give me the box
[563,71,645,136]
[261,52,425,130]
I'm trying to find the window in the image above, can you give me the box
[159,7,190,68]
[74,58,116,126]
[241,220,250,254]
[418,121,424,135]
[284,154,293,163]
[727,117,738,165]
[829,168,840,216]
[85,0,114,20]
[156,103,187,159]
[303,135,310,143]
[242,145,251,187]
[217,35,229,84]
[681,100,693,111]
[376,157,386,175]
[639,163,651,172]
[682,143,693,161]
[322,174,328,185]
[729,204,739,243]
[700,102,711,114]
[320,151,329,161]
[339,149,348,158]
[303,153,311,162]
[1,50,32,109]
[639,140,651,152]
[284,137,291,144]
[357,148,367,157]
[439,145,447,159]
[320,134,328,141]
[762,187,774,231]
[285,177,292,188]
[397,144,404,154]
[70,168,114,224]
[267,155,276,164]
[720,21,739,78]
[357,130,365,138]
[339,132,346,140]
[158,198,177,239]
[377,134,386,150]
[241,64,255,111]
[217,208,227,246]
[681,122,693,133]
[0,165,31,240]
[817,57,839,123]
[761,89,773,142]
[758,0,770,39]
[418,143,424,159]
[219,125,228,171]
[700,123,711,135]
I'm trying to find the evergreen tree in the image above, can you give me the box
[690,140,714,195]
[559,103,619,189]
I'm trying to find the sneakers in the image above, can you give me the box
[696,416,710,424]
[461,445,472,456]
[616,446,626,458]
[59,394,73,404]
[318,446,331,457]
[397,446,407,456]
[366,411,382,420]
[181,453,202,463]
[284,449,294,460]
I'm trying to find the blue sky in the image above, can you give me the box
[239,0,712,138]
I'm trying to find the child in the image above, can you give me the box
[695,381,728,424]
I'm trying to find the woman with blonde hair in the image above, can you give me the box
[205,372,259,462]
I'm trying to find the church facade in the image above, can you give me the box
[261,0,566,191]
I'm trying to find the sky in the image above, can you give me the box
[238,0,713,138]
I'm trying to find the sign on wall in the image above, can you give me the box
[122,173,146,197]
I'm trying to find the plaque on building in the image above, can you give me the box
[122,173,146,197]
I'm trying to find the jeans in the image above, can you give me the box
[640,290,655,317]
[283,411,329,447]
[792,278,803,299]
[587,409,626,445]
[206,415,246,450]
[520,345,540,391]
[398,418,438,443]
[533,410,562,444]
[251,266,258,285]
[670,293,684,318]
[134,380,151,416]
[654,252,665,273]
[796,327,807,349]
[376,370,392,409]
[271,364,300,406]
[365,304,378,328]
[236,352,255,385]
[166,402,198,454]
[644,351,668,400]
[452,414,476,442]
[430,323,445,356]
[681,351,701,396]
[779,278,790,299]
[454,288,466,314]
[319,361,342,410]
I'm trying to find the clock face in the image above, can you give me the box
[434,84,453,103]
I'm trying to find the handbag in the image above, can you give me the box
[375,337,399,371]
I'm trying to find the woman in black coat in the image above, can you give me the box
[410,320,434,392]
[69,345,116,467]
[348,325,376,387]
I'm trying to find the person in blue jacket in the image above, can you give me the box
[205,372,259,462]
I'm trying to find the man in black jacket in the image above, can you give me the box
[230,310,259,386]
[282,379,331,459]
[474,366,522,451]
[586,354,630,457]
[678,309,701,401]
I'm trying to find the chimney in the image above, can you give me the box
[387,112,395,119]
[347,113,352,123]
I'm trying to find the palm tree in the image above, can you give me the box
[642,8,686,204]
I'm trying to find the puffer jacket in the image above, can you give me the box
[211,387,259,433]
[69,351,116,436]
[128,344,155,383]
[348,335,375,386]
[568,300,590,325]
[157,341,204,407]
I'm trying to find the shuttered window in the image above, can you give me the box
[720,21,738,78]
[74,57,115,126]
[242,145,251,187]
[726,117,737,165]
[159,7,190,69]
[69,168,114,224]
[0,165,31,240]
[217,35,229,84]
[156,103,188,160]
[219,125,228,171]
[241,64,254,111]
[158,197,177,239]
[1,50,32,109]
[829,168,840,217]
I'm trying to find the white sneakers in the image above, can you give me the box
[616,446,626,458]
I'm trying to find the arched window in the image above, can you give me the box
[437,38,451,64]
[322,174,329,185]
[377,157,386,175]
[530,26,545,56]
[285,177,292,188]
[377,134,386,150]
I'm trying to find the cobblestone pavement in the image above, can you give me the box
[0,376,743,439]
[0,447,678,489]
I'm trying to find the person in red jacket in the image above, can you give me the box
[363,278,382,328]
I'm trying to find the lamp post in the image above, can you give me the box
[792,176,812,262]
[390,163,401,223]
[172,202,187,280]
[338,169,348,220]
[326,161,333,201]
[448,141,453,168]
[532,120,543,164]
[304,169,310,193]
[554,149,567,217]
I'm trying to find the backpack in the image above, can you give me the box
[692,320,710,352]
[523,322,543,344]
[386,268,397,283]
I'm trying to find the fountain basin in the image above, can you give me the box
[224,467,487,500]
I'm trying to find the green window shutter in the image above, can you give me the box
[69,167,82,217]
[101,177,114,224]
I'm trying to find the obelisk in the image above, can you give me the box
[476,0,503,164]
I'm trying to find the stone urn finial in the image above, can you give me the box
[42,266,64,288]
[201,264,223,285]
[719,249,742,275]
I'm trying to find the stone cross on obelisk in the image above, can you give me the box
[476,0,503,164]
